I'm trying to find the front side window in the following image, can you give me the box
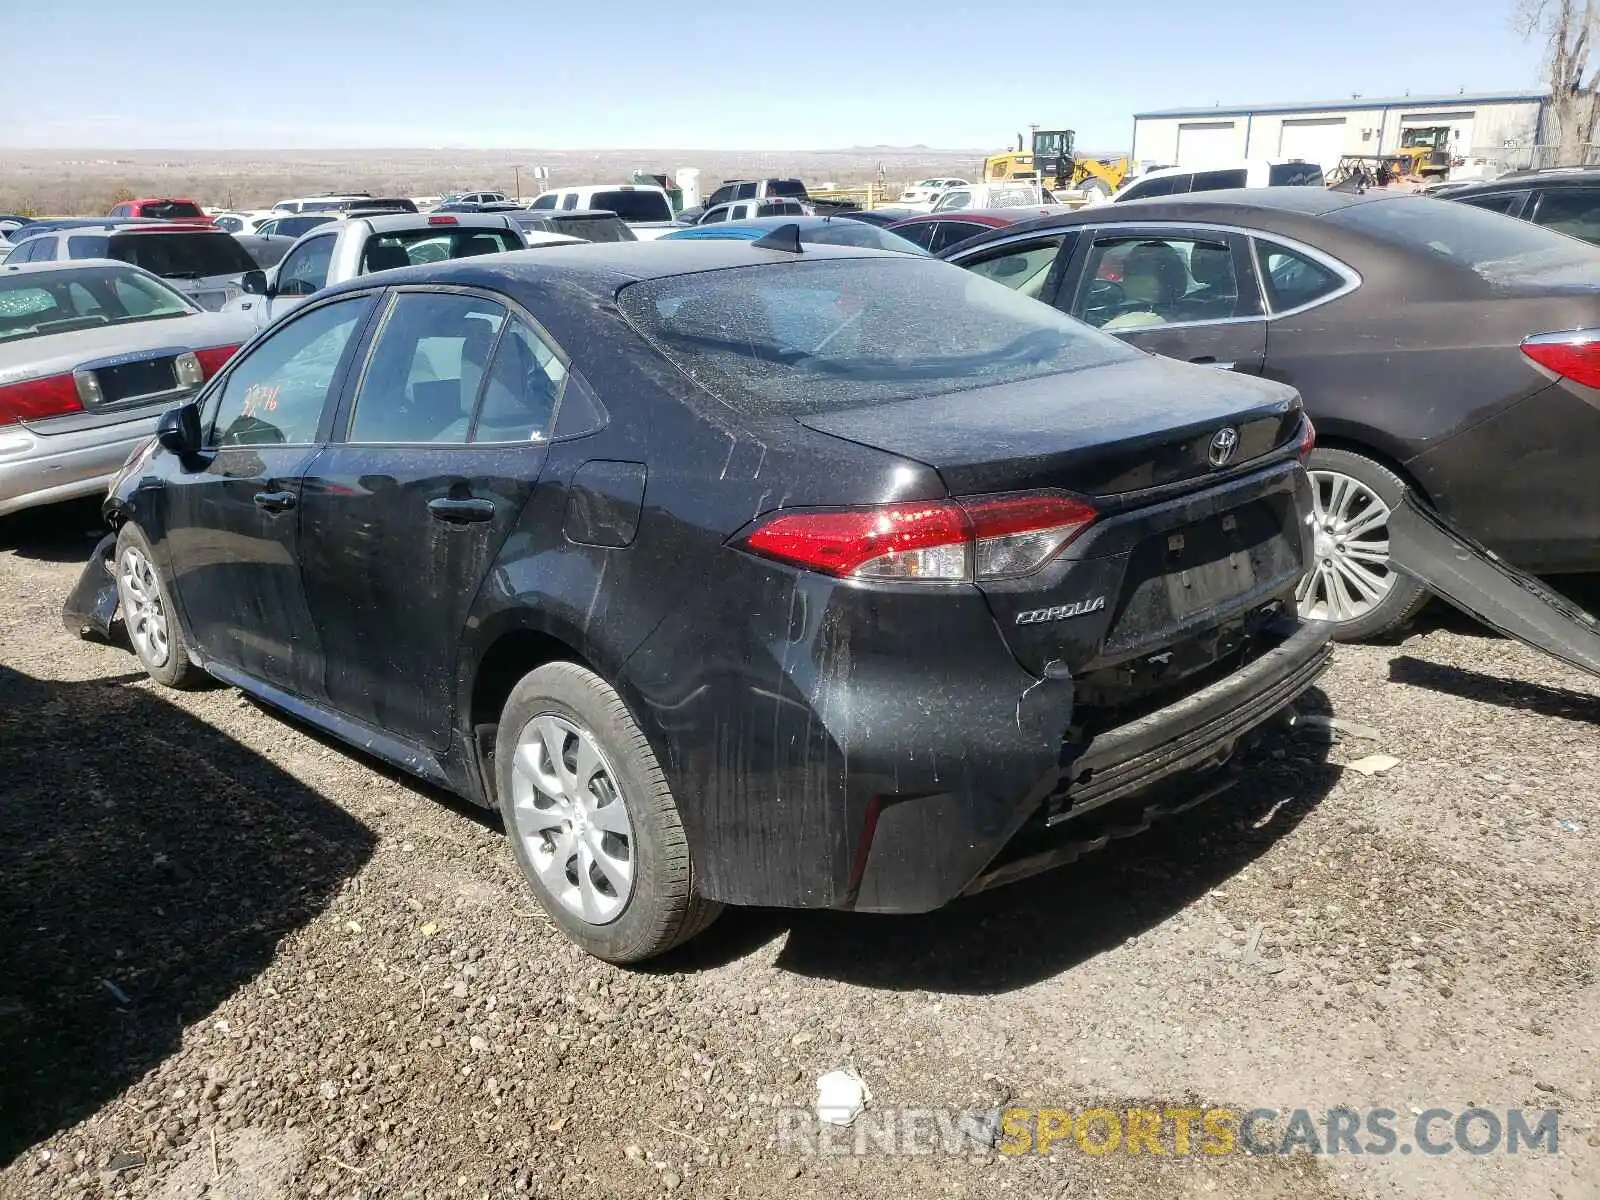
[1075,235,1251,328]
[348,292,506,444]
[529,194,557,210]
[706,186,734,207]
[1119,174,1185,201]
[959,235,1068,298]
[276,236,336,296]
[617,257,1137,417]
[206,296,369,446]
[1254,241,1347,312]
[935,190,973,212]
[1268,163,1324,187]
[892,222,938,250]
[701,206,728,224]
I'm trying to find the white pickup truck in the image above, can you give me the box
[226,212,574,328]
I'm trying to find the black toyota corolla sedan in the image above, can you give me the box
[66,238,1331,962]
[938,190,1600,640]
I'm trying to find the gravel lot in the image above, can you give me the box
[2,500,1596,1200]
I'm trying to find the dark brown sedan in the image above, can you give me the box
[939,188,1600,639]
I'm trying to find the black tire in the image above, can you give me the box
[113,523,198,688]
[1078,177,1113,200]
[495,662,720,963]
[1301,447,1431,641]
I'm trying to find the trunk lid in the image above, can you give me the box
[796,355,1302,496]
[800,357,1312,680]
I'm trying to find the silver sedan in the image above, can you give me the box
[0,260,256,517]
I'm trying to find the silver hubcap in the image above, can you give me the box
[509,714,635,925]
[1296,469,1396,624]
[118,546,170,667]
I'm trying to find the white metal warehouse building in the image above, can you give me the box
[1130,92,1548,173]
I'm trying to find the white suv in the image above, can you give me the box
[1110,160,1324,204]
[527,185,679,238]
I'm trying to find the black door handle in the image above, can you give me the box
[253,490,296,513]
[427,497,496,525]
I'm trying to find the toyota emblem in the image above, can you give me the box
[1208,426,1240,468]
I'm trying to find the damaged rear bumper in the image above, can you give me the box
[853,616,1334,911]
[61,532,119,640]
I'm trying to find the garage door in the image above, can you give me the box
[1176,121,1238,166]
[1279,118,1347,172]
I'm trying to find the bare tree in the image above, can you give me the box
[1519,0,1600,162]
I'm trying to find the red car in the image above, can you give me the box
[887,207,1060,254]
[107,198,214,226]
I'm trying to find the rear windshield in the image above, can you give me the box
[139,200,205,219]
[277,215,337,237]
[616,257,1135,416]
[0,264,192,343]
[769,180,807,198]
[1269,163,1325,187]
[106,232,257,278]
[359,228,520,270]
[587,190,672,222]
[554,215,636,243]
[1327,195,1600,281]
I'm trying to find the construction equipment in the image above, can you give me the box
[981,129,1129,200]
[1394,126,1457,179]
[1326,154,1415,190]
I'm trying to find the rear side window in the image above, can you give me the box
[1254,241,1347,312]
[348,293,506,444]
[616,257,1135,417]
[890,222,938,251]
[1457,192,1524,216]
[106,232,256,277]
[1326,196,1600,277]
[587,190,671,221]
[929,220,991,253]
[68,235,111,258]
[1190,169,1248,192]
[1268,163,1325,187]
[1120,174,1187,201]
[474,318,568,442]
[1530,190,1600,244]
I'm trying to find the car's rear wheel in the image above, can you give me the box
[114,524,197,688]
[495,662,720,963]
[1296,447,1430,641]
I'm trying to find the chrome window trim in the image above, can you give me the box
[947,220,1362,327]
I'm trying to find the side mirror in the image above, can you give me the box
[240,269,269,296]
[156,403,203,456]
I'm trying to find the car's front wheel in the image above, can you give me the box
[495,662,720,963]
[1296,447,1430,641]
[114,524,197,688]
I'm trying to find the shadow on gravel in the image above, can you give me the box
[1389,656,1599,722]
[0,498,105,564]
[664,692,1339,993]
[0,665,376,1168]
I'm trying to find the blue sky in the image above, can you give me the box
[2,0,1546,150]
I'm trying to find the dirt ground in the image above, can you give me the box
[1,499,1596,1200]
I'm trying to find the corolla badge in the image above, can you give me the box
[1015,596,1107,625]
[1209,426,1240,468]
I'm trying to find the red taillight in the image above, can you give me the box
[0,373,84,426]
[194,344,240,379]
[428,215,459,225]
[735,491,1097,582]
[1298,414,1316,460]
[1521,330,1600,389]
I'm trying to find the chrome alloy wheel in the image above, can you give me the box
[1296,469,1396,624]
[118,545,171,667]
[509,714,636,924]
